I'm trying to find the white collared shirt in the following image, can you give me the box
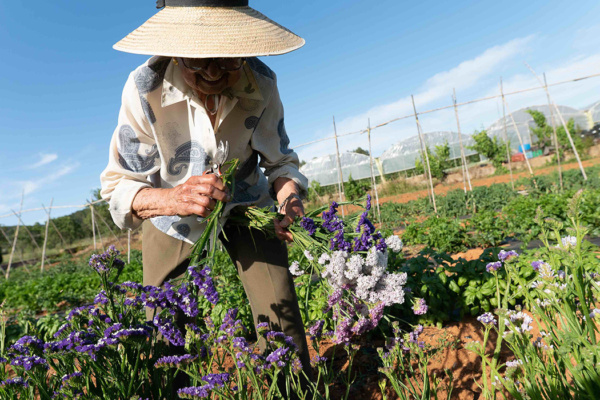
[100,57,307,244]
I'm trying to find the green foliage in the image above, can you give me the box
[415,141,451,180]
[344,174,370,201]
[352,147,370,156]
[527,109,587,158]
[402,216,469,253]
[468,129,508,168]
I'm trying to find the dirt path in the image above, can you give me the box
[341,158,598,215]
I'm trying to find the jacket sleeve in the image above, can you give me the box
[250,75,308,200]
[100,73,160,230]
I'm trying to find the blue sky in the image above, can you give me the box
[2,0,600,225]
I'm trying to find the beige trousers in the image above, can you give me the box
[141,220,311,373]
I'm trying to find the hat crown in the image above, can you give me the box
[157,0,248,8]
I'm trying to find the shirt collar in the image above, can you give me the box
[161,60,263,108]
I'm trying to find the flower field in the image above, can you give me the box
[0,165,599,399]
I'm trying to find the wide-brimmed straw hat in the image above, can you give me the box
[114,0,305,58]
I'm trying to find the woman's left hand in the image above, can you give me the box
[274,196,304,242]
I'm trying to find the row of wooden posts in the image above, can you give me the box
[0,66,595,279]
[319,66,590,221]
[0,196,132,280]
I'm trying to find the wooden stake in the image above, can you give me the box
[411,95,438,214]
[543,74,563,190]
[127,229,131,264]
[452,89,473,192]
[6,191,24,279]
[42,205,71,253]
[367,119,382,224]
[332,116,346,217]
[94,208,125,252]
[41,199,53,272]
[500,79,515,190]
[501,92,536,179]
[90,204,97,250]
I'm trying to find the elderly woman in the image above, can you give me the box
[100,0,311,385]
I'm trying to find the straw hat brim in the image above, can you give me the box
[114,6,305,58]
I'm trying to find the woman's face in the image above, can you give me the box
[177,58,243,96]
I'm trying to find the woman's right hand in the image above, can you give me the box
[133,174,231,220]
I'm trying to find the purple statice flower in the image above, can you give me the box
[369,302,385,328]
[93,290,109,306]
[121,281,143,291]
[266,347,289,367]
[412,298,428,315]
[178,385,212,399]
[322,202,343,232]
[220,308,244,337]
[477,312,497,326]
[88,245,124,274]
[54,323,71,339]
[113,325,153,341]
[202,373,230,388]
[291,358,303,373]
[300,217,317,236]
[310,355,328,367]
[256,322,269,335]
[308,320,325,339]
[187,266,219,305]
[366,194,372,211]
[67,305,93,321]
[0,377,29,388]
[531,260,546,271]
[333,317,353,344]
[326,289,343,311]
[375,237,388,252]
[60,372,83,388]
[486,261,502,273]
[153,316,186,347]
[155,354,198,368]
[44,330,97,354]
[232,337,251,354]
[331,230,352,252]
[498,250,519,262]
[351,317,372,336]
[409,325,424,346]
[140,286,168,310]
[10,355,48,371]
[11,335,44,355]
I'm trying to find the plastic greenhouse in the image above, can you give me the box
[584,101,600,125]
[486,105,591,150]
[300,152,378,187]
[380,131,478,175]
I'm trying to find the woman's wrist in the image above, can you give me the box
[132,187,174,219]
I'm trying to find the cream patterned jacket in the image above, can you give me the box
[100,56,307,244]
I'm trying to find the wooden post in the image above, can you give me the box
[127,229,131,264]
[90,204,97,250]
[11,210,43,254]
[41,199,53,272]
[452,89,473,192]
[367,119,382,224]
[6,191,24,279]
[500,79,515,190]
[91,207,105,251]
[332,116,346,217]
[42,205,71,253]
[501,91,535,178]
[411,95,438,214]
[544,74,563,190]
[94,208,125,252]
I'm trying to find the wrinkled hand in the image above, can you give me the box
[274,197,304,242]
[167,174,231,218]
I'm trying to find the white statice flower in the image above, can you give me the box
[289,261,304,276]
[364,247,388,273]
[304,250,314,261]
[538,263,556,280]
[505,310,533,333]
[385,235,403,253]
[556,235,577,250]
[344,254,364,280]
[321,251,350,289]
[368,273,408,306]
[505,359,523,368]
[355,274,380,300]
[318,253,330,265]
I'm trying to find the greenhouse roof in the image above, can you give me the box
[486,105,590,150]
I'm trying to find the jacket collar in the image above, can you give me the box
[161,60,263,108]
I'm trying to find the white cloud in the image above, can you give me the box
[29,153,58,169]
[18,163,80,196]
[296,36,600,164]
[296,36,534,161]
